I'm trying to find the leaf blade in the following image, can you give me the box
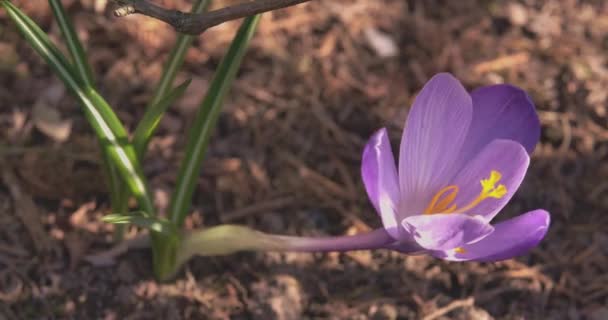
[133,79,192,156]
[134,0,211,158]
[48,0,94,86]
[103,213,177,236]
[168,15,261,226]
[2,1,155,215]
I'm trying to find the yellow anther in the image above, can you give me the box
[487,184,507,199]
[424,170,508,215]
[481,170,502,194]
[454,247,466,254]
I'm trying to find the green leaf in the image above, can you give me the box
[48,0,125,240]
[103,212,177,236]
[122,0,210,249]
[145,0,210,107]
[168,15,261,227]
[48,0,94,86]
[141,0,212,281]
[2,1,155,215]
[2,1,74,73]
[133,79,191,157]
[137,0,211,158]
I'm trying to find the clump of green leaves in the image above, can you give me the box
[2,0,259,280]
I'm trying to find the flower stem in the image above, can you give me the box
[173,225,396,278]
[272,228,394,252]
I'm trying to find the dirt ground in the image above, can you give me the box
[1,0,608,319]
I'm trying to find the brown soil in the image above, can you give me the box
[1,0,608,319]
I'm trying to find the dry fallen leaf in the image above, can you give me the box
[32,102,72,142]
[1,168,52,253]
[0,42,19,72]
[364,27,398,58]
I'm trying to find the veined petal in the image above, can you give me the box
[448,139,529,221]
[361,128,401,239]
[459,84,540,164]
[399,73,473,215]
[435,209,550,262]
[402,213,494,251]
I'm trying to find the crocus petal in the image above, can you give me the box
[401,213,494,251]
[458,84,540,165]
[361,128,401,239]
[399,73,473,215]
[435,209,550,262]
[448,139,529,221]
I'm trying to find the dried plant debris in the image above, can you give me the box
[1,0,607,318]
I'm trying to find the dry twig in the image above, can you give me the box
[113,0,313,34]
[422,298,475,320]
[85,233,150,266]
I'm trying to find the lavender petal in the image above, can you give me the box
[401,213,494,251]
[361,128,401,239]
[457,84,540,166]
[448,139,530,221]
[398,73,473,215]
[434,209,550,262]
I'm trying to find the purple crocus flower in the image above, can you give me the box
[361,73,550,261]
[179,73,550,266]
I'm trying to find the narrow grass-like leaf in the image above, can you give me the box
[133,79,192,156]
[2,1,74,73]
[137,0,211,280]
[48,0,94,86]
[168,15,261,227]
[48,0,125,240]
[144,0,210,114]
[81,87,154,212]
[2,1,155,215]
[99,145,123,207]
[133,0,210,160]
[103,212,177,236]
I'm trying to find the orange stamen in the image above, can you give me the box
[423,185,459,214]
[423,170,508,215]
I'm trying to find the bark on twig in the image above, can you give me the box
[113,0,313,35]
